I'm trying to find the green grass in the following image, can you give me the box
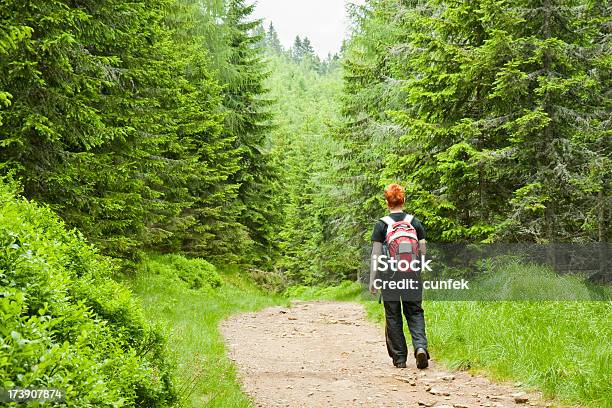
[363,301,611,408]
[123,254,287,407]
[284,280,365,301]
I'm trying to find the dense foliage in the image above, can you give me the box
[261,0,610,284]
[1,0,608,279]
[0,0,275,266]
[0,0,609,406]
[0,179,175,406]
[260,40,351,283]
[0,0,277,405]
[337,0,610,245]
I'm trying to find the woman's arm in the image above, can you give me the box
[369,241,383,294]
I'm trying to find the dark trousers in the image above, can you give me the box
[383,300,428,364]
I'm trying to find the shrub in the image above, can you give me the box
[0,180,176,407]
[144,253,221,290]
[247,268,288,293]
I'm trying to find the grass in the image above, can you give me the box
[284,280,365,301]
[363,300,611,408]
[123,254,287,407]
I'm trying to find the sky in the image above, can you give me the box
[251,0,366,58]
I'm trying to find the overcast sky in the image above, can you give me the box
[251,0,366,57]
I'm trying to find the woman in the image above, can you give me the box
[369,183,430,369]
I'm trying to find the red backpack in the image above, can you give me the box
[381,214,419,272]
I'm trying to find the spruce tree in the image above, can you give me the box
[292,35,304,62]
[165,0,244,256]
[301,37,316,58]
[362,0,611,243]
[493,0,611,243]
[333,0,409,256]
[266,22,284,54]
[214,0,278,265]
[0,0,181,260]
[0,0,237,262]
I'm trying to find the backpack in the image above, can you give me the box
[381,214,419,272]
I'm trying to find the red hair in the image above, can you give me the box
[384,183,405,208]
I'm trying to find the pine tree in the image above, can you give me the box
[266,22,283,54]
[331,0,410,260]
[492,0,611,243]
[390,0,608,243]
[291,35,304,62]
[301,37,315,58]
[213,0,279,265]
[350,0,610,244]
[385,0,504,241]
[0,0,182,261]
[0,0,239,263]
[164,0,244,256]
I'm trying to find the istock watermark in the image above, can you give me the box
[370,254,470,301]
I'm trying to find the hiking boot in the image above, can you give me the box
[415,348,428,369]
[394,361,407,368]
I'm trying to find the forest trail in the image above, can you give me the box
[221,301,546,408]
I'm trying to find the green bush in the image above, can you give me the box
[144,253,221,290]
[0,180,176,407]
[247,268,288,293]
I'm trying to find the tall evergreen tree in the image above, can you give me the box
[0,0,185,260]
[291,35,304,62]
[214,0,279,265]
[290,35,319,66]
[387,0,610,243]
[164,0,244,256]
[334,0,609,247]
[0,0,243,263]
[331,0,410,261]
[266,22,284,54]
[301,37,316,57]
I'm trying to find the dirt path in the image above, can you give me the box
[221,301,545,408]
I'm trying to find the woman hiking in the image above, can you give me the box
[369,183,430,369]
